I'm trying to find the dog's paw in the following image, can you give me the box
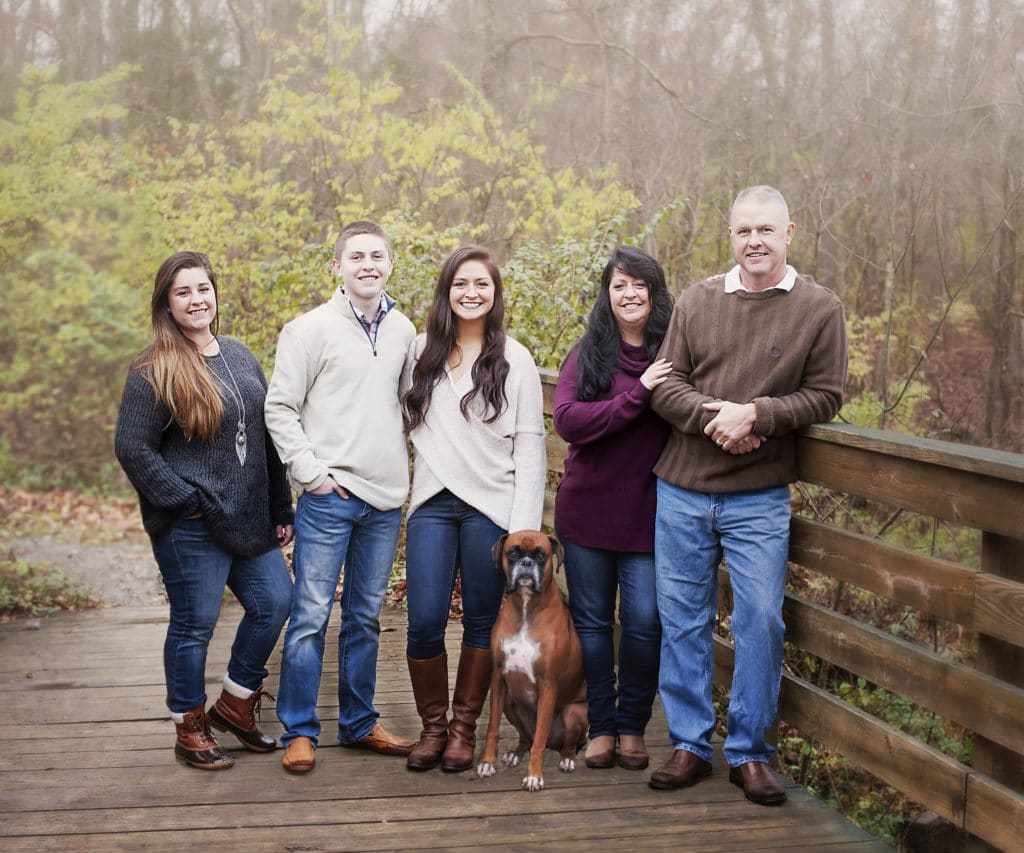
[476,761,496,778]
[558,757,576,772]
[501,751,521,767]
[522,774,545,791]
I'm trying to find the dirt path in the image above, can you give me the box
[1,488,167,608]
[8,532,166,607]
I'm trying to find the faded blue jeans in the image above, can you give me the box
[150,519,292,714]
[405,489,506,660]
[559,531,660,739]
[276,490,401,747]
[654,478,791,766]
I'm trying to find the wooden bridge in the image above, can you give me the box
[0,604,885,851]
[1,370,1021,851]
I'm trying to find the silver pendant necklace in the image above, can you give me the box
[210,343,247,466]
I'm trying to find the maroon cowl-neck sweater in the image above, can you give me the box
[553,341,670,553]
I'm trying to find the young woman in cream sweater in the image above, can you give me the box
[401,245,546,773]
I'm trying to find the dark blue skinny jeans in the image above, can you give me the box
[559,530,661,739]
[405,490,506,660]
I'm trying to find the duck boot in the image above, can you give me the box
[406,654,450,771]
[174,705,235,770]
[208,681,276,753]
[441,645,492,773]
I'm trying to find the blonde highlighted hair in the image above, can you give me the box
[131,251,224,442]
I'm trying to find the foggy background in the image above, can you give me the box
[1,0,1022,490]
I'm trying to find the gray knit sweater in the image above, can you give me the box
[115,336,294,556]
[652,272,847,493]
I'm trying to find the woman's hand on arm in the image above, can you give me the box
[639,358,672,390]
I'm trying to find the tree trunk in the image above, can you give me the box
[983,191,1023,451]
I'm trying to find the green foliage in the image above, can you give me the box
[839,308,936,433]
[503,222,625,369]
[0,66,153,490]
[843,312,881,384]
[795,478,982,573]
[225,243,335,368]
[777,673,973,846]
[837,680,972,762]
[840,382,930,433]
[0,16,639,493]
[0,551,99,616]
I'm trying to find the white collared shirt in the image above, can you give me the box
[723,264,797,294]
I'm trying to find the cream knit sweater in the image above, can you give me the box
[403,334,546,532]
[265,288,416,511]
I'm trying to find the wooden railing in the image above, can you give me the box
[539,368,1024,852]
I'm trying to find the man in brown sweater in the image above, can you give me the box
[648,186,847,804]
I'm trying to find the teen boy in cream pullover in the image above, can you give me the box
[265,221,417,774]
[266,287,411,508]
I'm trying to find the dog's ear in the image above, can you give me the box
[491,533,509,564]
[548,534,565,572]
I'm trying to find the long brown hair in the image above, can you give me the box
[131,251,224,441]
[403,246,509,432]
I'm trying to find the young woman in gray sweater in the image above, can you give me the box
[115,251,293,770]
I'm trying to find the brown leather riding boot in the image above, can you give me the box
[441,645,492,772]
[174,705,235,770]
[208,685,276,753]
[406,654,449,771]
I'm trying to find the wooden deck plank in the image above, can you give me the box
[0,784,765,834]
[0,604,887,851]
[1,806,882,853]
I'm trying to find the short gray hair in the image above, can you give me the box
[731,185,790,223]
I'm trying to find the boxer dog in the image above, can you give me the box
[476,531,588,791]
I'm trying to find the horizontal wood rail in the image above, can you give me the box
[539,368,1024,852]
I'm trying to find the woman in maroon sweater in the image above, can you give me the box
[553,246,673,771]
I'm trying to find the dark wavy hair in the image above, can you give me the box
[575,246,672,402]
[403,246,509,431]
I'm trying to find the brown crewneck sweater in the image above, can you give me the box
[651,272,847,494]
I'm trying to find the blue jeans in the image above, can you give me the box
[559,531,660,739]
[405,490,506,660]
[276,491,401,747]
[150,519,292,714]
[654,479,790,766]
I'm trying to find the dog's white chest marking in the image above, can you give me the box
[501,624,539,684]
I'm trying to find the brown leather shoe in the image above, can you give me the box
[728,761,787,805]
[649,749,712,790]
[281,736,315,773]
[584,735,616,769]
[616,734,649,771]
[342,722,415,757]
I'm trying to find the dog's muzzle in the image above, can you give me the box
[509,557,544,593]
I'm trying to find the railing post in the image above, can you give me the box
[975,532,1024,790]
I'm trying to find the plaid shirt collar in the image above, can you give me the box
[349,292,394,341]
